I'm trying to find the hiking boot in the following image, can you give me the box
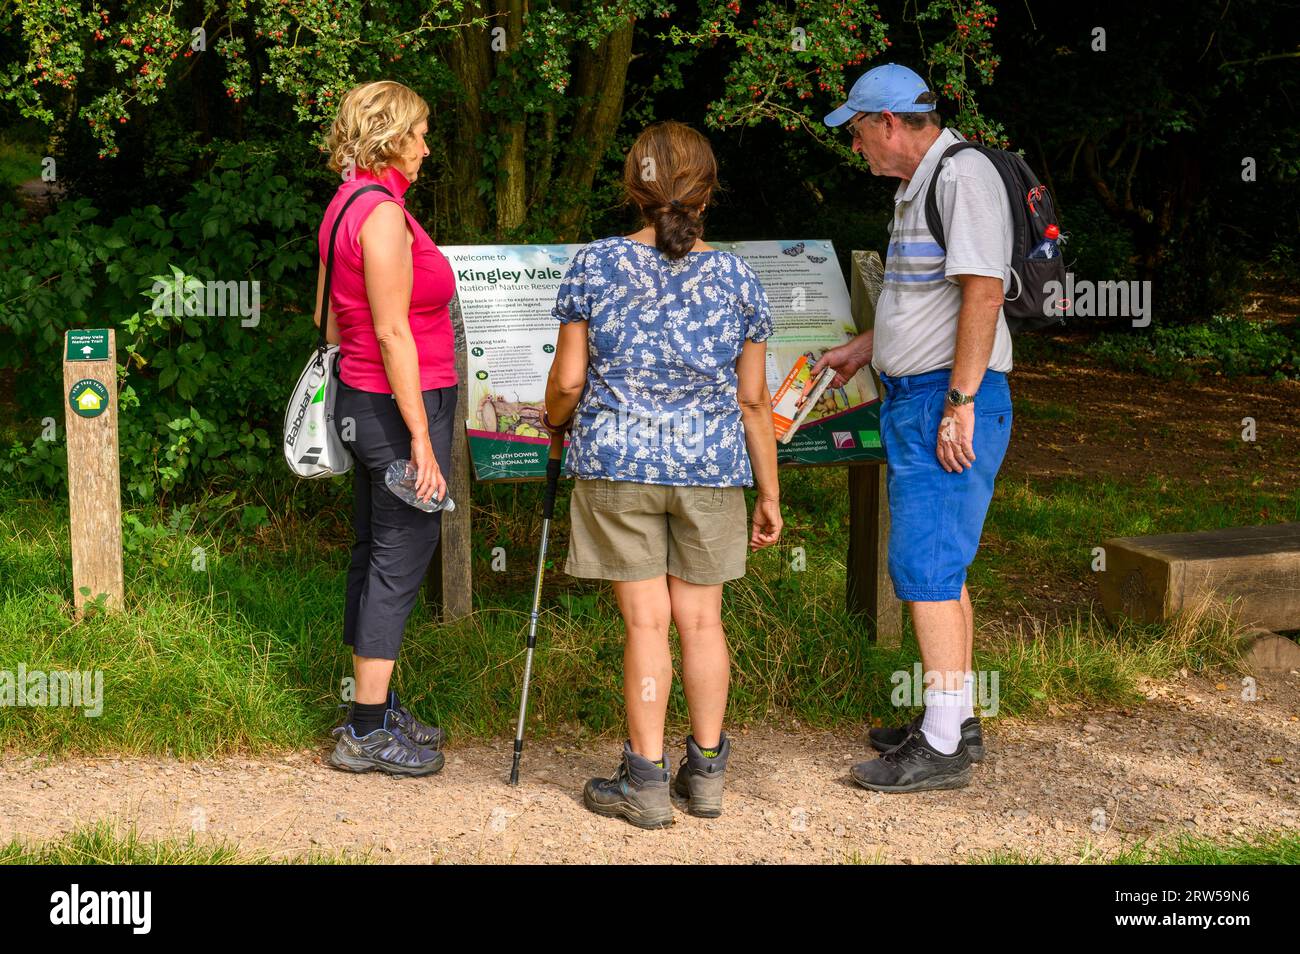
[583,741,674,829]
[850,726,972,793]
[385,691,446,750]
[329,691,447,750]
[328,712,445,778]
[870,713,984,762]
[672,733,730,818]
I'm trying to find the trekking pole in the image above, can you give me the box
[509,429,566,785]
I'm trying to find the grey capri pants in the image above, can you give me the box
[333,377,458,661]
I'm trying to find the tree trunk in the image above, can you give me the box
[442,10,636,241]
[529,104,557,215]
[550,20,636,240]
[443,4,493,239]
[493,0,528,237]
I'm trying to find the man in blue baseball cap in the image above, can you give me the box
[814,64,1017,796]
[823,62,937,127]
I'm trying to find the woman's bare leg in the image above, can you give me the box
[668,575,728,749]
[612,576,673,761]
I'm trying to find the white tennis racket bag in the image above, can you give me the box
[284,345,351,478]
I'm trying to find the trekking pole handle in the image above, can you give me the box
[542,431,564,520]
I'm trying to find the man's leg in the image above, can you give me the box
[910,598,966,754]
[960,584,976,720]
[854,372,1012,791]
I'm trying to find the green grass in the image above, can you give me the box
[976,830,1300,865]
[970,472,1300,608]
[1010,396,1078,424]
[0,821,369,864]
[0,468,1255,756]
[1085,315,1299,381]
[0,133,43,191]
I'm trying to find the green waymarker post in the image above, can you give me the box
[62,328,123,616]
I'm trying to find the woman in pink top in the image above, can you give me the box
[313,81,457,777]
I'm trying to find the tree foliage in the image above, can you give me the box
[1,1,1296,500]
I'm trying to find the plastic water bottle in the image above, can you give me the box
[384,459,456,513]
[1028,224,1061,260]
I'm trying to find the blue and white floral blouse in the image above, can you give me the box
[552,236,774,486]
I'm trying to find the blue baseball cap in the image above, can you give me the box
[824,64,935,127]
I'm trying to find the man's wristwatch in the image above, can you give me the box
[946,387,975,407]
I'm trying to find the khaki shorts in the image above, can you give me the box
[565,478,749,584]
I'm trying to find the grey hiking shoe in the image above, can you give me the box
[583,741,674,829]
[672,733,730,818]
[851,726,972,793]
[328,712,445,778]
[385,691,446,750]
[870,713,984,762]
[329,691,446,750]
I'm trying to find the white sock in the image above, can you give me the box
[961,671,975,722]
[921,689,964,755]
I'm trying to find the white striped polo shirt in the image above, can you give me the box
[873,127,1014,378]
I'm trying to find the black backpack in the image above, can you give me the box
[923,141,1067,333]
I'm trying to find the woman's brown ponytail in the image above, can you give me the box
[623,122,719,260]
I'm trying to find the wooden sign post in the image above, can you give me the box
[846,250,903,646]
[63,328,124,616]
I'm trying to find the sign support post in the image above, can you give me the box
[426,300,473,622]
[846,250,903,646]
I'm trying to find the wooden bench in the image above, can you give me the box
[1098,523,1300,633]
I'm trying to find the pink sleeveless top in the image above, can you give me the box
[318,165,458,393]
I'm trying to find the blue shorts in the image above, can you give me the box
[879,368,1012,602]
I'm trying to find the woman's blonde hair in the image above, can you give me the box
[325,80,429,176]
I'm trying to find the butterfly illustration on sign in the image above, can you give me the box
[782,242,806,257]
[807,255,827,264]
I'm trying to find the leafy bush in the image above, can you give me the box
[0,143,320,499]
[0,131,43,191]
[1085,315,1299,381]
[1057,195,1137,285]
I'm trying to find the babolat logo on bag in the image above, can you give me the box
[924,141,1069,332]
[286,370,324,450]
[283,346,352,479]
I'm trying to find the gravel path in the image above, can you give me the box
[3,672,1296,864]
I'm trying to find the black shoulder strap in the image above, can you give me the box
[923,142,980,251]
[316,183,393,352]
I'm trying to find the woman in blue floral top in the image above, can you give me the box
[543,121,782,828]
